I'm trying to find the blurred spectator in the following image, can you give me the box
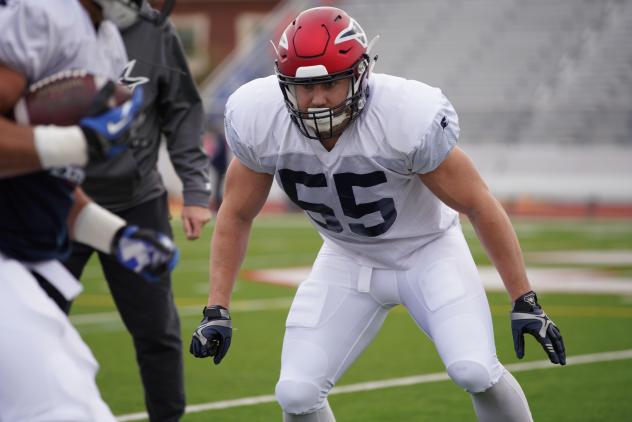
[204,125,228,210]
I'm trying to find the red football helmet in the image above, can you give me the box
[275,7,375,140]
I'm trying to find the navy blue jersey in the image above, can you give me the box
[0,169,78,262]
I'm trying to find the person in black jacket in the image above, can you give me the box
[62,1,211,421]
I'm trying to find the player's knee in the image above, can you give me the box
[275,379,323,415]
[447,360,494,393]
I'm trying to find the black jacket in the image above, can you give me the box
[82,8,210,211]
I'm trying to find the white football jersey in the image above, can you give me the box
[0,0,127,84]
[225,73,460,269]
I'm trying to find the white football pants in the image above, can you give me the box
[275,225,524,418]
[0,254,116,422]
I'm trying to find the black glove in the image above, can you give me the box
[511,291,566,365]
[79,84,143,162]
[190,305,232,365]
[111,225,179,282]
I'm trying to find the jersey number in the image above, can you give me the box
[278,169,397,237]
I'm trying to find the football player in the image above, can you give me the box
[190,6,566,422]
[0,1,177,420]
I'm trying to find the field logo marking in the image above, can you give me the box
[245,266,632,294]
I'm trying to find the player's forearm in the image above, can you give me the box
[208,210,254,309]
[467,196,532,301]
[0,116,92,178]
[0,117,40,177]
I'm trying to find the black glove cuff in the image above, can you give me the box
[512,290,541,312]
[110,225,128,255]
[203,305,230,320]
[80,126,107,162]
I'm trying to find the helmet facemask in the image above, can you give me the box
[277,55,371,141]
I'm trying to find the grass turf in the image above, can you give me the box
[73,216,632,421]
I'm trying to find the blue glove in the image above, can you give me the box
[190,305,232,365]
[111,225,179,282]
[511,291,566,365]
[79,85,143,162]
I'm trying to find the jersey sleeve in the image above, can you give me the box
[223,77,281,175]
[224,100,270,174]
[410,93,459,174]
[0,1,83,82]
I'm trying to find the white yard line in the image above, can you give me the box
[70,297,292,326]
[526,250,632,266]
[116,348,632,421]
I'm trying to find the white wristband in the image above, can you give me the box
[33,125,88,168]
[73,203,125,253]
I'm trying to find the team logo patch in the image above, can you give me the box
[119,59,149,90]
[334,18,367,48]
[524,292,536,306]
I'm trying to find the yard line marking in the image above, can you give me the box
[116,348,632,421]
[71,297,292,325]
[73,298,632,328]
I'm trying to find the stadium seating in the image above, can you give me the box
[199,0,632,203]
[341,0,632,146]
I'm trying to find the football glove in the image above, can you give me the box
[111,225,179,282]
[511,291,566,365]
[190,305,232,365]
[79,84,143,162]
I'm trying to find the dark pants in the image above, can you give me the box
[62,193,185,422]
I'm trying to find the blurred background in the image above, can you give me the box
[156,0,632,217]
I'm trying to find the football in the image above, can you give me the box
[13,70,133,126]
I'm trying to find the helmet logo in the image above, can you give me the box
[279,31,289,50]
[334,18,367,48]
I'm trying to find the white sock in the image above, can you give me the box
[283,402,336,422]
[471,370,533,422]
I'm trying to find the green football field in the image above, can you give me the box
[72,215,632,421]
